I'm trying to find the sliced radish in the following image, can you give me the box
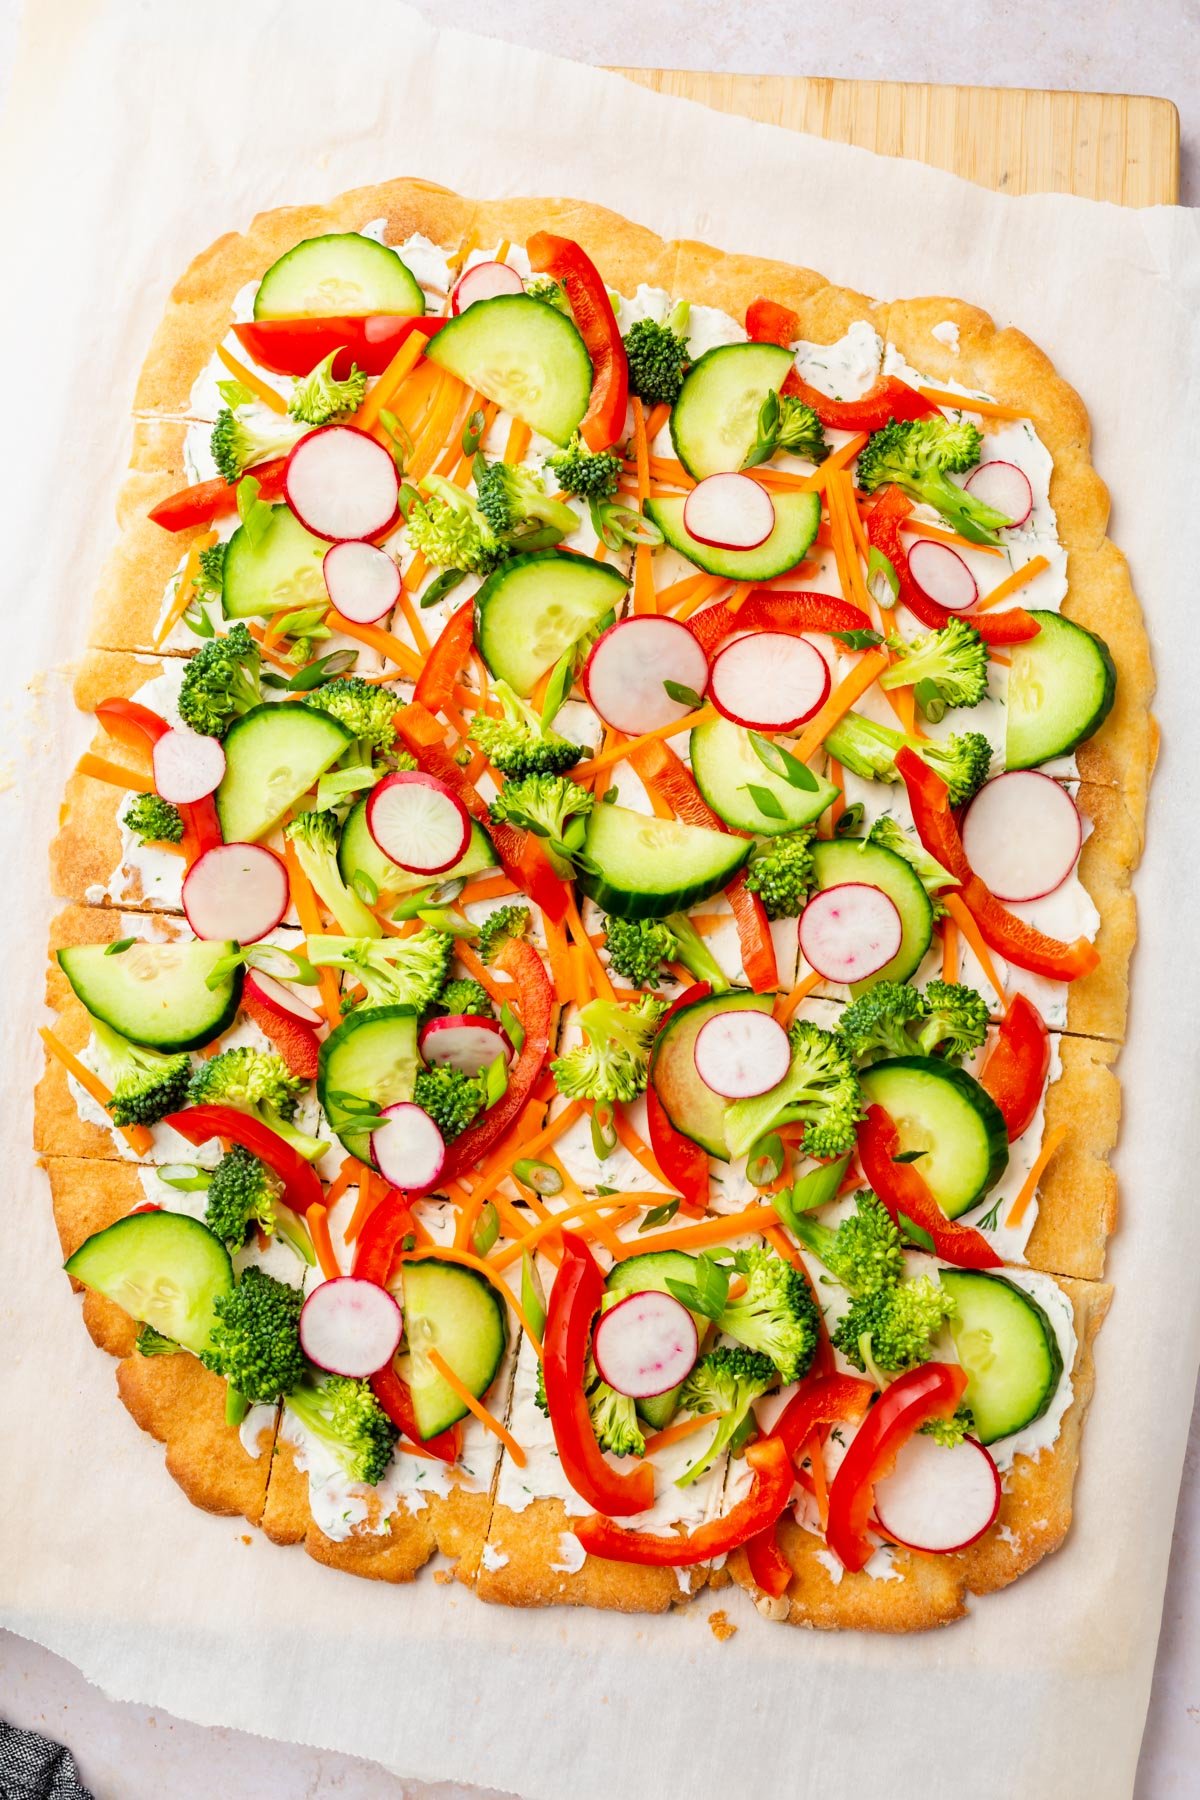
[693,1009,791,1099]
[961,771,1082,902]
[452,260,525,314]
[284,425,400,543]
[873,1433,1000,1553]
[709,631,830,732]
[799,883,902,983]
[299,1277,403,1378]
[419,1013,513,1076]
[181,843,289,943]
[592,1290,699,1399]
[965,460,1032,528]
[366,770,471,875]
[582,615,710,736]
[245,968,324,1029]
[683,473,776,550]
[322,540,401,623]
[906,539,978,612]
[151,727,225,804]
[371,1101,446,1194]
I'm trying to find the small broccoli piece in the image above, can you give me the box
[532,1354,646,1457]
[788,1188,905,1298]
[135,1323,180,1357]
[123,792,184,846]
[194,541,227,605]
[833,1275,956,1381]
[744,391,830,469]
[474,459,579,542]
[922,1404,975,1448]
[286,1371,398,1485]
[744,830,817,920]
[177,622,264,740]
[301,674,397,760]
[476,905,532,965]
[413,1065,485,1141]
[724,1020,862,1161]
[283,809,382,939]
[879,618,990,715]
[204,1144,282,1252]
[439,977,494,1018]
[866,816,959,917]
[525,276,570,312]
[306,927,454,1013]
[489,773,593,877]
[823,710,993,807]
[911,980,990,1060]
[90,1018,191,1127]
[405,474,503,575]
[199,1265,305,1406]
[857,417,1011,546]
[289,350,368,426]
[186,1047,328,1162]
[544,433,622,502]
[623,310,691,406]
[601,912,729,993]
[468,680,583,778]
[210,406,306,485]
[551,994,668,1104]
[716,1247,821,1384]
[676,1345,776,1487]
[837,981,926,1065]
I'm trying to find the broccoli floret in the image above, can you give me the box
[716,1248,821,1384]
[286,1371,398,1485]
[837,981,926,1065]
[186,1047,328,1162]
[438,977,494,1018]
[833,1275,956,1381]
[601,912,729,993]
[135,1323,180,1356]
[474,459,579,542]
[676,1345,776,1487]
[468,681,583,777]
[879,618,990,715]
[90,1018,191,1127]
[289,350,368,426]
[476,905,532,965]
[199,1265,305,1407]
[532,1354,646,1457]
[922,1404,975,1448]
[744,830,817,920]
[177,622,264,739]
[123,792,184,846]
[195,541,227,605]
[823,710,993,807]
[724,1020,862,1162]
[283,809,382,939]
[526,277,570,313]
[857,417,1011,546]
[551,994,668,1104]
[623,310,691,406]
[544,433,622,503]
[911,980,990,1060]
[412,1065,485,1141]
[789,1188,904,1298]
[406,474,503,575]
[489,773,593,877]
[866,816,959,917]
[204,1144,282,1252]
[301,675,397,760]
[307,927,454,1013]
[210,407,305,485]
[744,391,830,469]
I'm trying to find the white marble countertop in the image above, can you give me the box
[1,2,1196,1795]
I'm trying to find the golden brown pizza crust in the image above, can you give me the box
[477,1496,703,1614]
[1025,1034,1120,1281]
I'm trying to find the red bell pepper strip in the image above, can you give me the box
[825,1361,969,1572]
[371,1358,462,1463]
[94,698,221,866]
[240,986,320,1081]
[743,1372,876,1594]
[865,486,1039,646]
[687,589,871,659]
[164,1105,324,1217]
[148,461,289,533]
[781,367,940,432]
[896,748,1099,982]
[232,314,443,380]
[412,600,475,715]
[858,1104,1001,1269]
[440,935,555,1181]
[979,993,1051,1140]
[573,1434,794,1564]
[746,297,801,347]
[744,1520,796,1597]
[527,233,628,452]
[645,981,713,1214]
[543,1233,655,1517]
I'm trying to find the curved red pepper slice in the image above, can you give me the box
[745,298,801,347]
[232,314,443,379]
[866,486,1039,646]
[95,697,221,866]
[782,368,939,432]
[527,233,628,452]
[148,461,289,532]
[979,993,1051,1140]
[370,1359,462,1463]
[744,1521,795,1597]
[743,1372,875,1594]
[687,589,871,659]
[413,600,475,715]
[164,1104,324,1217]
[440,936,555,1182]
[573,1434,793,1565]
[858,1104,1001,1269]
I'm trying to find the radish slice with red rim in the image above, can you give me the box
[299,1277,403,1378]
[683,473,776,550]
[709,631,830,732]
[582,615,710,735]
[873,1432,1000,1553]
[245,968,324,1029]
[799,883,903,983]
[592,1290,699,1399]
[366,770,471,874]
[418,1014,513,1076]
[151,727,225,803]
[371,1101,446,1194]
[322,540,401,623]
[693,1009,791,1099]
[961,770,1082,902]
[964,460,1032,528]
[182,843,289,943]
[284,425,400,543]
[906,539,978,612]
[452,261,526,314]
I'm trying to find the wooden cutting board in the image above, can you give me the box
[612,70,1180,207]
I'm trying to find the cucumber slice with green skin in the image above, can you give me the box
[810,839,933,991]
[338,798,496,898]
[670,343,794,478]
[690,714,839,834]
[605,1251,702,1428]
[399,1258,508,1438]
[645,491,820,583]
[222,505,329,621]
[650,989,776,1158]
[474,551,628,698]
[425,294,593,446]
[859,1057,1009,1218]
[1005,609,1117,769]
[579,803,750,920]
[253,234,425,320]
[65,1212,233,1354]
[317,1006,419,1164]
[57,939,242,1052]
[215,703,352,844]
[939,1270,1064,1445]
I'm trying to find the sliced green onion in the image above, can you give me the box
[513,1158,563,1198]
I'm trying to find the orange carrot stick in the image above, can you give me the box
[1005,1124,1069,1229]
[918,386,1027,421]
[791,648,890,765]
[306,1203,341,1280]
[570,705,718,781]
[975,555,1051,611]
[39,1026,153,1155]
[426,1348,527,1464]
[217,343,287,414]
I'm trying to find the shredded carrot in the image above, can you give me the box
[322,1161,356,1209]
[425,1347,526,1464]
[657,571,722,614]
[975,555,1050,612]
[217,343,287,414]
[396,588,431,656]
[542,913,574,1003]
[941,915,959,983]
[465,1101,586,1204]
[791,648,890,765]
[942,894,1007,1007]
[644,401,671,442]
[1005,1124,1069,1229]
[39,1025,153,1155]
[344,1168,382,1243]
[154,532,218,650]
[454,940,510,1006]
[504,417,532,464]
[568,944,590,1006]
[491,1195,631,1269]
[776,969,825,1026]
[609,1203,779,1259]
[281,835,341,1023]
[901,518,1003,558]
[804,432,869,490]
[405,1248,542,1352]
[564,891,615,1001]
[306,1203,341,1280]
[630,398,656,615]
[357,331,428,433]
[612,1109,671,1189]
[918,386,1027,421]
[409,372,470,482]
[544,1157,625,1260]
[643,1414,713,1455]
[76,753,150,793]
[570,705,718,781]
[459,873,519,905]
[328,611,424,679]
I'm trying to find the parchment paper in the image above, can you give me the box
[2,5,1198,1796]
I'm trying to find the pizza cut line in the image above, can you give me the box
[39,182,1154,1629]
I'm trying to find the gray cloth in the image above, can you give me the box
[0,1725,94,1800]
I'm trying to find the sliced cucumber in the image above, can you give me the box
[939,1270,1064,1445]
[645,490,820,582]
[399,1259,508,1438]
[317,1006,419,1164]
[670,343,794,478]
[425,295,592,445]
[691,714,839,834]
[65,1212,233,1354]
[215,703,352,844]
[222,505,329,621]
[58,939,242,1052]
[650,989,775,1158]
[338,798,496,898]
[579,803,750,920]
[810,839,933,990]
[859,1057,1009,1218]
[474,551,628,697]
[1005,609,1117,769]
[606,1251,702,1428]
[254,233,425,320]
